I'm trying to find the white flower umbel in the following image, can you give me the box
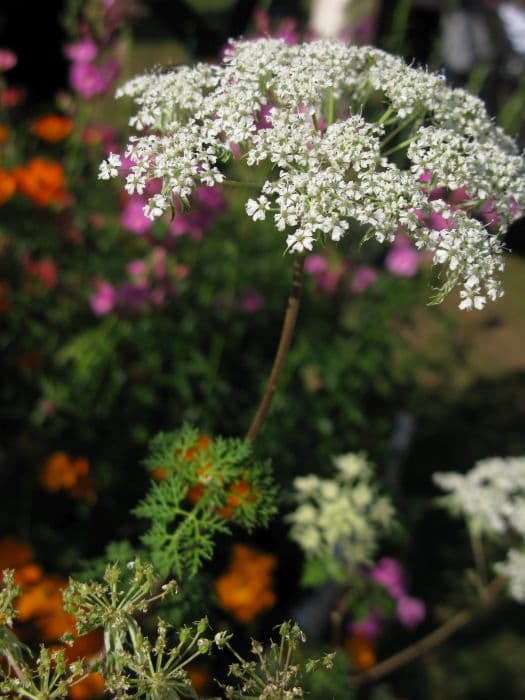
[287,453,394,582]
[100,39,525,308]
[433,456,525,538]
[495,549,525,603]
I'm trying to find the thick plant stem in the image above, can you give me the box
[246,255,305,442]
[353,576,506,686]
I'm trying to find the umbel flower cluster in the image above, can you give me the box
[99,38,525,310]
[287,453,394,584]
[434,456,525,603]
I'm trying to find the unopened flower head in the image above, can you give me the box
[99,38,525,309]
[287,453,394,579]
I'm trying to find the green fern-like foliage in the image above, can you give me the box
[133,425,277,578]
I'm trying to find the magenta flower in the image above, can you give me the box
[120,196,152,234]
[69,59,119,99]
[151,247,167,280]
[385,245,420,278]
[194,185,225,212]
[349,266,377,294]
[90,281,117,315]
[304,254,329,276]
[256,104,274,130]
[479,199,500,228]
[397,596,425,629]
[119,282,149,310]
[64,39,98,63]
[371,557,406,599]
[349,611,383,640]
[240,289,265,313]
[316,270,342,295]
[0,49,17,72]
[126,259,148,279]
[149,288,166,306]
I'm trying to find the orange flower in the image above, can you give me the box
[152,434,212,488]
[69,672,105,700]
[32,115,73,143]
[0,537,33,571]
[217,480,256,519]
[187,664,210,694]
[215,544,276,623]
[0,168,16,205]
[16,563,44,586]
[346,634,377,670]
[0,124,9,143]
[40,452,92,497]
[16,575,65,623]
[13,158,68,207]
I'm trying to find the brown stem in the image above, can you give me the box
[246,255,305,442]
[353,576,506,686]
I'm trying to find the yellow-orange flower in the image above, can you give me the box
[32,114,73,143]
[41,452,83,491]
[0,124,9,143]
[0,168,16,205]
[187,664,210,694]
[215,544,276,623]
[16,575,65,623]
[0,536,33,571]
[13,158,68,207]
[346,634,377,670]
[152,434,212,487]
[217,480,256,519]
[69,672,105,700]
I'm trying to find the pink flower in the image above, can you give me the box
[240,289,265,313]
[0,49,17,72]
[64,39,98,63]
[119,282,149,310]
[90,281,117,315]
[70,59,119,99]
[127,259,148,279]
[149,288,166,306]
[385,246,420,278]
[316,271,342,295]
[479,199,500,228]
[371,558,406,599]
[194,185,225,212]
[229,141,241,159]
[349,266,377,294]
[304,254,328,276]
[349,611,383,640]
[449,186,471,206]
[256,104,274,130]
[120,196,152,234]
[151,247,167,280]
[396,596,425,629]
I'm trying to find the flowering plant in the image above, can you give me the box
[100,38,524,310]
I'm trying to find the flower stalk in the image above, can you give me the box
[246,254,305,442]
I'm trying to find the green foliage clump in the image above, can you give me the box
[134,425,277,578]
